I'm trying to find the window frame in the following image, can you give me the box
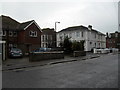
[81,31,84,37]
[13,31,17,37]
[9,31,13,37]
[0,30,6,36]
[29,31,38,37]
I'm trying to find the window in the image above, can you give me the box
[98,35,99,39]
[69,33,72,38]
[29,31,37,37]
[9,31,13,36]
[3,31,6,36]
[9,44,13,48]
[0,30,6,36]
[95,43,96,47]
[50,35,52,41]
[95,34,96,38]
[13,44,17,48]
[0,31,2,36]
[45,35,47,41]
[13,32,17,37]
[81,32,84,37]
[90,42,92,45]
[42,35,44,42]
[76,32,80,37]
[115,33,118,37]
[47,35,49,41]
[60,36,63,41]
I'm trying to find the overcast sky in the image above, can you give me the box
[0,0,119,34]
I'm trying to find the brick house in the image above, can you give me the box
[41,28,56,48]
[0,15,42,59]
[106,31,120,50]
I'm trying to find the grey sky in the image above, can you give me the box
[0,1,119,34]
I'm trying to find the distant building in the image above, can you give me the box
[57,25,106,51]
[41,28,56,48]
[0,15,42,58]
[106,31,120,50]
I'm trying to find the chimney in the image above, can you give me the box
[88,25,92,30]
[106,32,109,37]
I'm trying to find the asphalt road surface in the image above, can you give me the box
[2,53,118,88]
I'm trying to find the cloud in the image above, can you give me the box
[1,2,118,34]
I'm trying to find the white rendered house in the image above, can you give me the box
[57,25,106,51]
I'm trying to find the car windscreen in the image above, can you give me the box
[11,48,22,52]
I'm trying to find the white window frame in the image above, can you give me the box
[50,35,52,41]
[29,31,37,37]
[0,30,6,36]
[3,31,6,36]
[13,44,17,48]
[0,30,3,36]
[115,33,118,37]
[95,34,96,38]
[9,31,13,37]
[81,31,84,37]
[76,32,80,37]
[9,43,13,48]
[13,31,17,37]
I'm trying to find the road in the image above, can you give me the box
[2,53,118,88]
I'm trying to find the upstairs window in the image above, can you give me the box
[0,31,2,36]
[43,35,45,42]
[90,42,92,45]
[3,31,6,36]
[0,30,6,36]
[76,32,80,37]
[115,33,118,37]
[60,36,63,41]
[9,31,13,36]
[29,31,37,37]
[49,35,52,41]
[13,32,17,37]
[81,32,84,37]
[69,33,72,38]
[95,34,96,38]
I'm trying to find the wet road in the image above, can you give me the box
[2,53,118,88]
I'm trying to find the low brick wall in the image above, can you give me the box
[29,51,64,62]
[73,51,86,57]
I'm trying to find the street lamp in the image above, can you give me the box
[55,21,60,31]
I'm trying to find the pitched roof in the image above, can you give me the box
[58,25,88,33]
[1,15,41,32]
[19,20,34,30]
[58,25,105,35]
[0,15,20,30]
[91,29,105,36]
[42,28,54,31]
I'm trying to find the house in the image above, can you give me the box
[41,28,56,48]
[0,15,42,59]
[57,25,106,51]
[106,31,120,50]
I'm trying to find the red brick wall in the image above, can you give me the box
[17,22,42,53]
[24,23,41,45]
[18,31,25,44]
[106,38,116,48]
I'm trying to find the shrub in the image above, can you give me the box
[72,40,85,51]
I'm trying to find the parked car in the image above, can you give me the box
[32,48,52,53]
[9,48,23,58]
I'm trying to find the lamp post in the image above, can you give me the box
[55,21,60,31]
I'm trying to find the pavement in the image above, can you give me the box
[2,52,111,71]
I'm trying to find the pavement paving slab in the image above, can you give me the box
[2,52,111,71]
